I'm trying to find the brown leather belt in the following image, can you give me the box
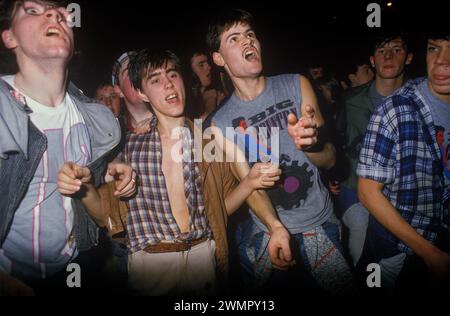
[143,237,208,254]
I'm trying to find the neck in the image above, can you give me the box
[14,58,68,107]
[232,76,266,101]
[125,101,152,127]
[157,115,185,138]
[375,75,404,96]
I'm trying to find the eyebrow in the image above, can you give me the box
[147,67,178,80]
[428,40,442,46]
[225,28,253,42]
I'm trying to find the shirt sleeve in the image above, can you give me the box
[357,99,398,184]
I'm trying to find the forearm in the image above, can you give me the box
[358,178,438,259]
[224,177,254,215]
[246,190,284,233]
[81,184,106,227]
[305,142,336,170]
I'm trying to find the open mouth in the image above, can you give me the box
[244,49,257,61]
[46,27,62,37]
[166,93,178,102]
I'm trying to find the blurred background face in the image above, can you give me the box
[309,67,324,80]
[426,38,450,99]
[371,38,412,79]
[95,84,121,117]
[191,53,212,88]
[352,64,374,86]
[115,59,143,105]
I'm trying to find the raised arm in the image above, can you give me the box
[287,75,336,170]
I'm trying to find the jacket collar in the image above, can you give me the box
[0,76,30,159]
[0,75,107,160]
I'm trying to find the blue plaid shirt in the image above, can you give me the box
[357,77,449,255]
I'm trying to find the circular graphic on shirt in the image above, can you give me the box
[267,162,314,210]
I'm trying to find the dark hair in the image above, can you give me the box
[342,57,371,77]
[185,48,224,95]
[316,75,343,105]
[206,8,254,53]
[183,47,229,119]
[128,49,181,91]
[426,32,450,42]
[372,31,410,53]
[0,0,68,32]
[306,60,325,70]
[95,82,113,93]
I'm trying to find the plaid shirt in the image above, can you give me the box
[120,117,211,253]
[357,77,449,255]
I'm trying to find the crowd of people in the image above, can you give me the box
[0,1,449,296]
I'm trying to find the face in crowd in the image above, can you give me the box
[114,58,143,105]
[191,53,212,88]
[426,37,450,102]
[213,22,262,80]
[95,84,121,117]
[2,1,74,64]
[370,37,413,79]
[349,64,374,87]
[138,60,186,119]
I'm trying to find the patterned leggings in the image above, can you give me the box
[236,214,355,294]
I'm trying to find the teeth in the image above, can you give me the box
[47,28,60,35]
[166,94,177,101]
[244,50,256,59]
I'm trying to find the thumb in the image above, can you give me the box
[73,166,83,179]
[108,166,117,177]
[303,104,315,119]
[287,113,298,126]
[64,162,77,179]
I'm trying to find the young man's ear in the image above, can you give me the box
[212,51,225,67]
[369,56,375,68]
[137,90,150,103]
[405,52,414,65]
[113,85,124,98]
[1,30,17,49]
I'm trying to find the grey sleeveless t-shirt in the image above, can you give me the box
[211,74,332,234]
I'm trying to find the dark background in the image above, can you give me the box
[1,0,447,96]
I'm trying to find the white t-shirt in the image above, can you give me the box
[0,75,92,280]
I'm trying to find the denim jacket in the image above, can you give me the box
[0,76,122,252]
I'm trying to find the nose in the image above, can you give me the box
[45,8,64,23]
[165,76,174,89]
[383,50,393,60]
[435,47,450,66]
[244,36,253,47]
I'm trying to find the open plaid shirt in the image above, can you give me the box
[120,117,211,253]
[357,78,449,255]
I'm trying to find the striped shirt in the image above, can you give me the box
[357,77,450,255]
[0,76,90,280]
[120,117,210,253]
